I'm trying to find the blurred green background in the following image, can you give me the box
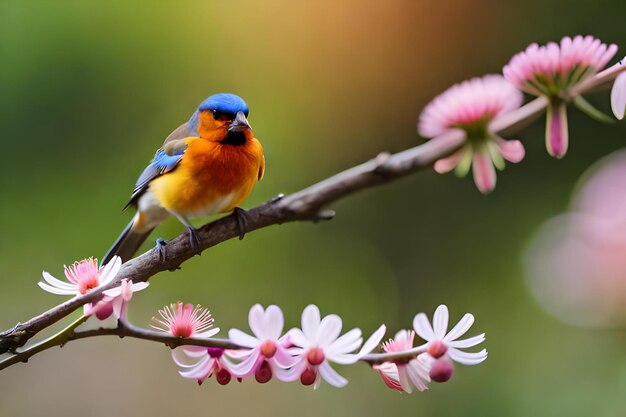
[1,1,626,416]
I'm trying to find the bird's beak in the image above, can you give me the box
[228,111,251,132]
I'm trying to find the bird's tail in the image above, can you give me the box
[102,217,155,264]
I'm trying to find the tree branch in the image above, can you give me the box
[2,61,624,355]
[0,318,424,371]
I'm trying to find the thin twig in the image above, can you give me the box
[0,319,425,370]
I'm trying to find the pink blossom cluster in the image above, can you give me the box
[419,35,626,193]
[159,303,487,392]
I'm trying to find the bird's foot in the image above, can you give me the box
[156,238,168,262]
[267,193,285,204]
[187,226,202,255]
[232,207,249,240]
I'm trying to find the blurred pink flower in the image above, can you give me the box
[374,330,431,393]
[284,304,385,389]
[151,302,219,338]
[226,304,296,382]
[525,150,626,327]
[413,305,487,367]
[504,35,618,157]
[611,71,626,120]
[418,74,524,194]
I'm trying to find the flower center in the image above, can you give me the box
[260,340,277,358]
[427,340,448,358]
[171,323,193,338]
[207,347,224,358]
[306,347,325,365]
[78,275,100,295]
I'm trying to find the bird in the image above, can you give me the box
[102,93,265,264]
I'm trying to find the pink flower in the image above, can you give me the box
[612,71,626,120]
[226,304,296,382]
[284,305,385,389]
[39,256,123,315]
[39,256,121,296]
[172,347,237,386]
[413,305,487,377]
[151,302,220,338]
[504,35,618,157]
[374,330,431,393]
[78,279,149,330]
[418,74,525,194]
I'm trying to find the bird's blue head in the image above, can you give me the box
[198,93,249,117]
[189,93,251,142]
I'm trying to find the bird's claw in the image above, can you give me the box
[156,238,168,262]
[187,226,201,255]
[232,207,249,240]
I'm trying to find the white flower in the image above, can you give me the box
[227,304,296,382]
[413,304,487,365]
[285,304,385,388]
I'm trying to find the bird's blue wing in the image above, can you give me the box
[125,145,186,207]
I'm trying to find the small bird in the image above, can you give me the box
[102,93,265,264]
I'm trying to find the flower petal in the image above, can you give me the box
[226,349,262,377]
[611,71,626,120]
[98,256,122,286]
[326,328,362,356]
[38,282,78,295]
[41,272,77,290]
[317,314,342,347]
[357,324,386,357]
[265,305,284,340]
[406,359,430,391]
[286,328,307,349]
[545,101,569,158]
[195,327,221,338]
[443,313,474,342]
[434,151,463,174]
[301,305,321,340]
[447,333,485,349]
[495,138,525,163]
[472,151,497,194]
[228,328,260,348]
[448,348,488,365]
[432,305,449,340]
[396,364,413,393]
[318,360,348,388]
[248,304,266,339]
[179,356,214,379]
[413,313,435,341]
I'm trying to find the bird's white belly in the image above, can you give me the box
[182,192,238,218]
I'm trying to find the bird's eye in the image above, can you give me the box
[212,110,236,121]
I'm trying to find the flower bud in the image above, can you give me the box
[300,367,317,386]
[429,357,454,383]
[216,369,232,385]
[254,361,272,383]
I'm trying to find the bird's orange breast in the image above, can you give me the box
[149,137,264,217]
